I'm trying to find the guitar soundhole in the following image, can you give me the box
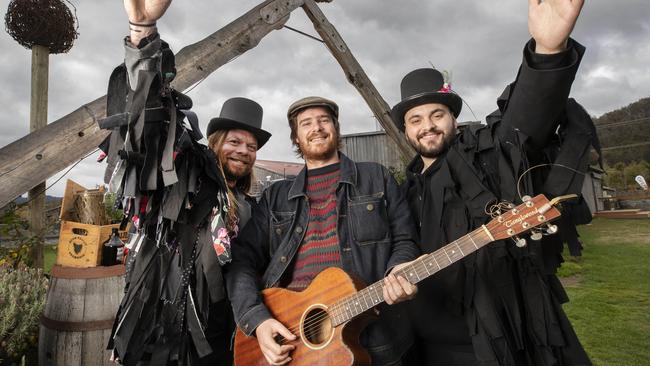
[301,306,333,348]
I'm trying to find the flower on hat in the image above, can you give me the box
[439,82,451,93]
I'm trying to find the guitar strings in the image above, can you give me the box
[273,229,496,345]
[286,227,499,343]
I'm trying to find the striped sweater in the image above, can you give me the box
[287,163,342,291]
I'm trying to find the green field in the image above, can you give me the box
[560,218,650,366]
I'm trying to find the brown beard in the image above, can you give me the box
[223,163,246,182]
[407,127,455,159]
[219,153,252,183]
[299,133,339,161]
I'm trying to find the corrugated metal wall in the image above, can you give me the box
[340,131,404,170]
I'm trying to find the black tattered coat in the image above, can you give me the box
[102,35,238,366]
[400,39,597,366]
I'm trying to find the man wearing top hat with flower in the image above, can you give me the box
[391,0,595,365]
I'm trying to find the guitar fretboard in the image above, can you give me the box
[328,225,493,326]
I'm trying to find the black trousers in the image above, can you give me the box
[197,299,236,366]
[402,342,479,366]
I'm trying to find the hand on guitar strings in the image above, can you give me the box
[255,318,297,366]
[384,261,419,305]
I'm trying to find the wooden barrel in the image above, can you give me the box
[39,265,125,366]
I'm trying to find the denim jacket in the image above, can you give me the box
[225,153,419,361]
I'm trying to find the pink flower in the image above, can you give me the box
[213,227,231,257]
[217,227,230,245]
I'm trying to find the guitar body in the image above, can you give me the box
[234,267,372,366]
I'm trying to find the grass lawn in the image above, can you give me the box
[44,245,57,273]
[559,218,650,366]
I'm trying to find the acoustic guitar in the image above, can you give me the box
[234,194,574,365]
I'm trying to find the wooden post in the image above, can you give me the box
[28,44,49,268]
[301,0,415,161]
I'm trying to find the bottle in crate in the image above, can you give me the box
[101,228,125,266]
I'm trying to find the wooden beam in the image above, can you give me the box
[0,0,306,208]
[301,0,414,161]
[28,44,49,268]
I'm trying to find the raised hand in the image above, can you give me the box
[124,0,171,24]
[124,0,172,46]
[528,0,584,54]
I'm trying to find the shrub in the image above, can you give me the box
[0,203,42,269]
[0,265,48,363]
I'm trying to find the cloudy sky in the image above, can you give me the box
[1,0,649,197]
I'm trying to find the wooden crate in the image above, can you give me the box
[56,180,128,268]
[56,221,125,268]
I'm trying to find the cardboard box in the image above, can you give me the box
[56,180,128,268]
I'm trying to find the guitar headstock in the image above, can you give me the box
[485,194,575,241]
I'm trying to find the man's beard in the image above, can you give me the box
[220,155,252,183]
[300,133,338,161]
[407,127,455,159]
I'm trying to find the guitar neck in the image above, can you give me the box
[329,225,494,326]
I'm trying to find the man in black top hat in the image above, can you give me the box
[199,98,271,366]
[391,0,595,365]
[206,97,271,228]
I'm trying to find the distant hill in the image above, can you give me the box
[593,97,650,164]
[13,195,62,205]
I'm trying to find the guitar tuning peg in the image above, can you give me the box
[545,224,558,235]
[513,236,527,248]
[522,195,534,207]
[530,231,543,241]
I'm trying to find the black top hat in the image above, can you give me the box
[391,68,463,131]
[206,97,272,148]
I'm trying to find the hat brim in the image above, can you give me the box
[391,92,463,131]
[206,118,272,148]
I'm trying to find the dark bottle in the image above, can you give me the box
[101,228,124,266]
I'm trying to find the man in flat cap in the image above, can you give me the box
[226,96,420,365]
[392,0,595,365]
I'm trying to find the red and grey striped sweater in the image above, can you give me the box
[287,162,342,291]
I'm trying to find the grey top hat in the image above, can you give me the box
[391,68,463,131]
[206,97,272,148]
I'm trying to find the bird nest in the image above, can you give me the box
[5,0,78,54]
